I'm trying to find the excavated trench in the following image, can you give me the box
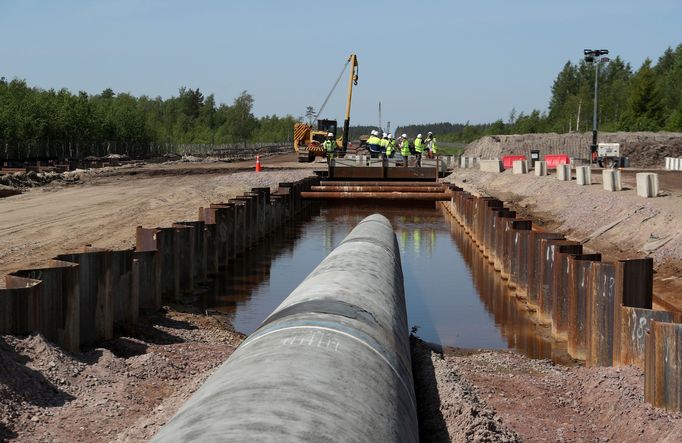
[201,201,569,359]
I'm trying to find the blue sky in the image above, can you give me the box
[1,0,680,127]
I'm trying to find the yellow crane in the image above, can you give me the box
[294,54,358,162]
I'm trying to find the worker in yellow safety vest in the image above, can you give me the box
[386,134,395,159]
[425,131,438,158]
[380,132,389,157]
[414,133,424,167]
[323,132,336,163]
[399,133,410,167]
[367,130,382,157]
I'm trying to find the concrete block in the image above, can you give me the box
[460,156,469,168]
[576,166,592,185]
[557,164,571,181]
[675,157,682,171]
[602,169,622,191]
[512,160,528,174]
[479,159,504,173]
[665,157,672,170]
[636,173,659,197]
[534,161,547,176]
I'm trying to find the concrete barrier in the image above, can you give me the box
[575,166,592,185]
[602,169,622,191]
[512,160,528,174]
[151,214,418,443]
[534,161,547,176]
[636,173,659,197]
[557,164,571,181]
[479,159,504,173]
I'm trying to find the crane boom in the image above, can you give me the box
[342,54,359,151]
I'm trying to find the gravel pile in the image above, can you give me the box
[0,170,80,189]
[411,338,520,442]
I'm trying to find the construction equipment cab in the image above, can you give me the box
[294,120,339,162]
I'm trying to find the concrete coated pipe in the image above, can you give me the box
[152,214,418,443]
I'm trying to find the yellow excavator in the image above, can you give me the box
[294,54,359,162]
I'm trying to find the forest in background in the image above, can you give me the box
[397,44,682,142]
[1,43,680,159]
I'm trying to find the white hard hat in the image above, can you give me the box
[387,134,393,139]
[371,130,377,136]
[428,131,433,135]
[382,132,387,137]
[402,133,407,138]
[327,132,334,137]
[417,133,422,138]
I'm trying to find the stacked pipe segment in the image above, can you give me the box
[152,214,418,443]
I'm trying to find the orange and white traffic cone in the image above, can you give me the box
[255,155,262,172]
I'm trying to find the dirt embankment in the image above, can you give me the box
[0,159,315,281]
[464,132,682,168]
[1,307,245,442]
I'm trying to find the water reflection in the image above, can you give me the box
[444,211,573,363]
[202,201,569,361]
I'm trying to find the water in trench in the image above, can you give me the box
[203,202,567,361]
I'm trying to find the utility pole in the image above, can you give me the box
[378,101,382,132]
[583,49,610,162]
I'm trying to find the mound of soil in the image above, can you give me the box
[463,132,682,168]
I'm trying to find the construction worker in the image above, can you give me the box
[386,134,395,159]
[425,132,439,158]
[399,133,410,167]
[367,130,381,157]
[414,133,424,167]
[380,132,389,157]
[323,132,336,163]
[425,132,434,158]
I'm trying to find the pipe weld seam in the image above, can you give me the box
[240,322,416,405]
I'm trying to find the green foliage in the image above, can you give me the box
[0,81,294,159]
[387,43,682,141]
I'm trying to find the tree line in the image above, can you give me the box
[0,79,296,159]
[2,43,680,159]
[398,44,682,143]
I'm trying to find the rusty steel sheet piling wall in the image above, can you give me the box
[645,321,682,411]
[13,260,80,352]
[527,232,565,307]
[567,254,602,360]
[0,276,41,334]
[621,307,681,368]
[538,239,582,324]
[510,230,531,297]
[133,250,161,312]
[551,248,585,339]
[442,186,682,412]
[502,219,532,283]
[1,177,317,352]
[56,250,114,345]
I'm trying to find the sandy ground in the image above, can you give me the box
[445,167,682,312]
[3,154,682,441]
[0,153,317,281]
